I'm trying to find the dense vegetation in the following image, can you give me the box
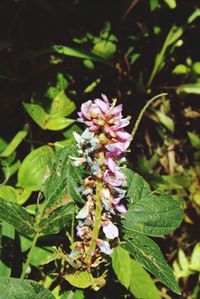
[0,1,200,298]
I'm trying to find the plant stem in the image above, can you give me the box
[85,180,102,265]
[20,231,40,279]
[131,93,168,142]
[71,204,75,244]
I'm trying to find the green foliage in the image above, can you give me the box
[129,259,161,299]
[42,145,84,204]
[112,247,131,288]
[173,243,200,280]
[23,74,76,131]
[63,271,93,289]
[123,232,181,294]
[0,199,35,235]
[0,277,55,299]
[0,222,15,277]
[18,146,54,191]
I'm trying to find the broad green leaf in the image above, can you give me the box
[44,117,75,131]
[0,277,55,299]
[23,103,48,128]
[92,40,116,60]
[0,126,28,158]
[50,90,76,118]
[112,246,131,288]
[123,193,183,236]
[0,199,34,235]
[178,249,189,271]
[190,243,200,272]
[163,0,176,9]
[188,131,200,149]
[172,64,189,75]
[193,62,200,75]
[129,259,161,299]
[153,110,175,133]
[30,246,54,267]
[0,185,16,202]
[123,168,150,204]
[0,222,15,277]
[123,232,181,294]
[38,200,74,235]
[52,45,107,63]
[42,145,84,204]
[0,137,7,154]
[18,146,54,191]
[15,188,32,205]
[63,271,93,288]
[177,83,200,95]
[36,145,83,235]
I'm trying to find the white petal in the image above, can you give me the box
[103,221,119,239]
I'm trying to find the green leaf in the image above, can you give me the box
[29,246,54,267]
[18,146,54,191]
[163,0,176,9]
[188,8,200,24]
[0,222,15,277]
[123,169,151,204]
[0,199,34,235]
[0,126,29,158]
[172,64,189,75]
[192,62,200,75]
[177,83,200,95]
[38,200,74,235]
[123,193,183,236]
[129,259,161,299]
[112,247,131,289]
[23,103,48,128]
[188,131,200,149]
[92,40,116,60]
[50,90,76,118]
[42,145,84,205]
[154,110,175,133]
[0,277,55,299]
[63,271,93,289]
[52,45,107,64]
[123,232,181,294]
[36,145,83,235]
[44,117,75,131]
[0,186,17,202]
[190,243,200,272]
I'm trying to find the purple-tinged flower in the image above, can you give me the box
[96,239,113,255]
[102,221,119,239]
[115,204,127,213]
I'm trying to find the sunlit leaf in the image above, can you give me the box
[112,247,131,288]
[63,271,93,289]
[129,259,161,299]
[0,277,55,299]
[23,103,48,128]
[0,126,28,158]
[18,146,54,191]
[0,199,34,235]
[123,232,181,294]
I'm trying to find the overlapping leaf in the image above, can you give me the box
[123,169,184,236]
[123,232,180,294]
[0,277,55,299]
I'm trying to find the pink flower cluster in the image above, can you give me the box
[70,95,132,265]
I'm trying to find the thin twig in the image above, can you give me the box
[131,93,168,142]
[121,0,140,21]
